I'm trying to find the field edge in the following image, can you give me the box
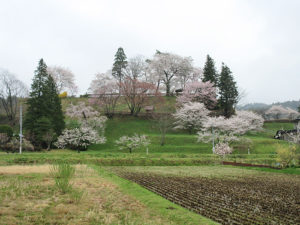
[91,165,218,225]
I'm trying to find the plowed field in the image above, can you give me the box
[113,168,300,225]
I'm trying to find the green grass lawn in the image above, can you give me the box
[90,117,295,155]
[0,117,299,167]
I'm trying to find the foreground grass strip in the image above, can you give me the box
[92,165,217,225]
[0,165,216,224]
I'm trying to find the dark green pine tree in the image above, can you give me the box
[24,59,64,149]
[218,63,239,118]
[44,74,65,135]
[202,55,218,85]
[112,47,127,83]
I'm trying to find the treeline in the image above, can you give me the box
[89,48,239,118]
[0,48,240,151]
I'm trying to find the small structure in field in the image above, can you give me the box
[144,105,154,113]
[175,88,183,96]
[274,117,300,140]
[294,118,300,131]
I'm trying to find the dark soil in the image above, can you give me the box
[114,170,300,225]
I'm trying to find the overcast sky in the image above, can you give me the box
[0,0,299,104]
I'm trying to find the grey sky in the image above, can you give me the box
[0,0,299,104]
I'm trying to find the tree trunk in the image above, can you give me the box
[160,132,166,146]
[165,82,171,96]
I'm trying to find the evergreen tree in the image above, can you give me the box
[218,63,238,118]
[24,59,64,149]
[44,74,65,135]
[202,55,218,85]
[112,47,127,84]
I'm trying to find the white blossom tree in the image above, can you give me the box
[235,110,264,132]
[264,105,299,120]
[125,55,147,80]
[176,81,217,109]
[66,101,100,119]
[56,102,107,151]
[89,72,120,118]
[198,110,264,154]
[191,67,203,82]
[55,127,106,152]
[214,142,233,157]
[149,52,193,95]
[173,102,209,134]
[115,134,150,153]
[47,66,78,95]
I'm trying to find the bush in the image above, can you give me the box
[0,133,10,145]
[2,137,34,153]
[276,145,297,168]
[0,125,13,138]
[59,91,68,98]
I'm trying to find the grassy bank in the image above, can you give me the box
[0,118,299,167]
[0,164,216,225]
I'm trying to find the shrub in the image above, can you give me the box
[59,91,68,98]
[276,145,297,168]
[3,137,34,152]
[0,125,13,138]
[0,133,10,145]
[50,162,75,193]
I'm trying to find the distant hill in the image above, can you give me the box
[238,100,300,112]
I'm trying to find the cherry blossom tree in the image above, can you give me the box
[286,107,300,120]
[47,66,78,95]
[235,110,264,132]
[125,55,147,80]
[56,102,107,151]
[264,105,299,120]
[89,72,120,118]
[191,67,203,82]
[115,134,150,153]
[176,81,217,109]
[66,101,100,119]
[120,77,158,116]
[66,101,107,134]
[152,105,174,146]
[198,110,264,153]
[214,142,233,157]
[55,127,106,152]
[264,105,288,120]
[149,52,193,95]
[173,102,209,134]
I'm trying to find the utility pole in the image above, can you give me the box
[212,127,215,153]
[19,104,23,154]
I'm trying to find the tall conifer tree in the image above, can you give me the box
[112,47,127,84]
[24,59,64,148]
[218,63,238,118]
[202,55,218,85]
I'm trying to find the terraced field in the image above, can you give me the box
[112,166,300,225]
